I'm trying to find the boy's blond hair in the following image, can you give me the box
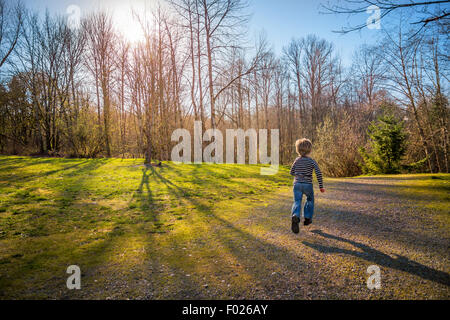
[296,138,312,156]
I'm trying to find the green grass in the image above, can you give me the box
[0,156,291,298]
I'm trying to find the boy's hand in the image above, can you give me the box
[320,188,325,193]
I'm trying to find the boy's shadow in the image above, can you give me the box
[303,230,450,287]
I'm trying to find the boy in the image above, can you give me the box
[290,139,325,234]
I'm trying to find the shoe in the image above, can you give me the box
[291,216,300,234]
[304,218,312,226]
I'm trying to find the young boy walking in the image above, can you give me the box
[290,139,325,234]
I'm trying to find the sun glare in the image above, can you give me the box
[112,2,147,44]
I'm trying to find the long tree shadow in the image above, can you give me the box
[147,167,315,298]
[134,166,163,226]
[0,159,106,185]
[0,158,121,298]
[303,230,450,287]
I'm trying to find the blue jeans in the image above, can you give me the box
[291,183,314,220]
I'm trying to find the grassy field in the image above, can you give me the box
[0,156,449,299]
[0,156,291,299]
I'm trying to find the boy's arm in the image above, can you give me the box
[313,160,324,190]
[290,159,297,176]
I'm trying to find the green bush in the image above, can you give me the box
[359,114,406,174]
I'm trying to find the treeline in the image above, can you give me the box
[0,0,448,176]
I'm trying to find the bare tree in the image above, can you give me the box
[0,0,24,70]
[283,38,304,130]
[380,28,435,171]
[351,44,386,108]
[302,35,336,139]
[321,0,450,33]
[83,12,116,157]
[1,0,447,176]
[115,36,130,158]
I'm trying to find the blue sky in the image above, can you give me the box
[249,0,381,65]
[22,0,385,67]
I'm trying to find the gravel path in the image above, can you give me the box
[232,176,450,299]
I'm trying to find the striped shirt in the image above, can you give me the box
[290,156,324,189]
